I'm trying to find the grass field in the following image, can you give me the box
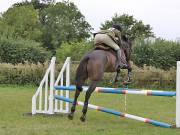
[0,85,180,135]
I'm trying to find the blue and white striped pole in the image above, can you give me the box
[54,95,172,128]
[54,85,176,97]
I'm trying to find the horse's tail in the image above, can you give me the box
[75,55,89,91]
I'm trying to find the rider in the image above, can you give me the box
[94,24,123,70]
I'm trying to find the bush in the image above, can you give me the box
[132,38,180,70]
[56,40,93,62]
[132,39,154,67]
[0,37,50,64]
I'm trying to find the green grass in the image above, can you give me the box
[0,85,180,135]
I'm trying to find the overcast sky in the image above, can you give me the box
[0,0,180,40]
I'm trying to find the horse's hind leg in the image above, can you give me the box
[80,81,98,122]
[68,80,85,120]
[68,88,81,120]
[114,68,121,83]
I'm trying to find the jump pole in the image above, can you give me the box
[54,95,172,128]
[54,85,176,97]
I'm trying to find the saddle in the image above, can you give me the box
[94,43,127,66]
[95,43,112,50]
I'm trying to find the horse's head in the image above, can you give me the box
[121,35,133,50]
[121,35,133,61]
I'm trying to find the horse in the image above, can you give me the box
[68,35,133,122]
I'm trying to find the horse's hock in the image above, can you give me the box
[32,57,180,128]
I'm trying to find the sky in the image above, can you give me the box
[0,0,180,41]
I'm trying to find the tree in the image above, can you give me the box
[40,1,92,50]
[101,14,154,40]
[31,0,51,10]
[2,4,42,42]
[40,0,55,4]
[13,0,55,9]
[0,18,15,39]
[12,0,31,7]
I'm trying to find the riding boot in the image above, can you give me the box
[116,49,121,71]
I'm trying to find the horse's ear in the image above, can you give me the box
[93,33,97,37]
[121,35,128,41]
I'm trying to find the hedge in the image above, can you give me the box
[0,61,176,89]
[0,37,50,64]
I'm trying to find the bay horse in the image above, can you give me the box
[68,35,133,122]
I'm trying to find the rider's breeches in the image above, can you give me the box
[94,34,120,51]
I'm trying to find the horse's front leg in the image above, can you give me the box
[114,68,121,83]
[127,67,132,82]
[124,61,132,84]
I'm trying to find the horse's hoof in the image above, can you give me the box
[80,116,86,122]
[68,113,74,120]
[123,81,131,85]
